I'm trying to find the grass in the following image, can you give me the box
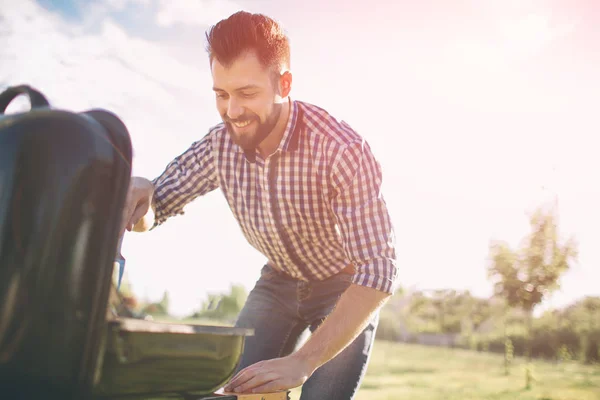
[289,341,600,400]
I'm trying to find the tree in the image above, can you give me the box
[562,296,600,363]
[159,290,170,314]
[487,204,577,388]
[409,289,492,335]
[192,284,249,323]
[409,290,459,333]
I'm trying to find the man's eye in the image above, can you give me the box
[216,93,228,99]
[241,92,257,98]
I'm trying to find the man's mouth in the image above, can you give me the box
[232,120,252,128]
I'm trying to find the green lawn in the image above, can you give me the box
[290,341,600,400]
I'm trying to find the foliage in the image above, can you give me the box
[406,289,495,335]
[487,204,578,388]
[557,344,572,362]
[377,284,599,366]
[467,297,600,364]
[141,290,171,316]
[376,308,405,341]
[468,327,600,364]
[188,284,248,323]
[487,205,577,315]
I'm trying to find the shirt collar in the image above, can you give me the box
[278,98,302,153]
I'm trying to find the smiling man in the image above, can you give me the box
[121,11,398,399]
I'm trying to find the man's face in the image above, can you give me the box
[211,50,283,151]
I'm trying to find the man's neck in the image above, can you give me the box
[257,99,291,159]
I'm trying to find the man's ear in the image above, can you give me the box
[279,71,292,98]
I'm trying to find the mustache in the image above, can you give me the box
[223,114,258,124]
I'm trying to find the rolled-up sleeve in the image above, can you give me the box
[329,139,398,294]
[151,129,219,228]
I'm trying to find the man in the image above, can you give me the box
[121,11,398,399]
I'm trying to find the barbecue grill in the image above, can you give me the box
[0,85,288,400]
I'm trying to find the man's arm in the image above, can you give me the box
[122,129,220,233]
[292,284,389,371]
[225,138,398,394]
[224,284,389,394]
[150,131,220,228]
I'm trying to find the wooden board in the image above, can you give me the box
[204,391,289,399]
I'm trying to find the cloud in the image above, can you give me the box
[0,0,267,317]
[0,0,216,168]
[155,0,245,27]
[425,5,582,115]
[497,12,577,54]
[447,11,577,69]
[2,0,598,317]
[104,0,152,11]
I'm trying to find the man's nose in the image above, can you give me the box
[227,99,244,120]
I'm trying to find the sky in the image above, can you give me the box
[1,0,599,317]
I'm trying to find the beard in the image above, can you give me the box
[223,103,282,152]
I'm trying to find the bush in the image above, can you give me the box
[471,328,600,363]
[581,330,600,364]
[557,344,572,362]
[376,310,404,341]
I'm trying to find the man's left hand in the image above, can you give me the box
[223,354,316,394]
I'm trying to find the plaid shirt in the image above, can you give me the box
[151,99,398,294]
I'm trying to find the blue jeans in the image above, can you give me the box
[234,264,379,400]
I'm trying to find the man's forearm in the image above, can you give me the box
[291,283,390,371]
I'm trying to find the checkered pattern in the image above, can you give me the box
[151,100,398,294]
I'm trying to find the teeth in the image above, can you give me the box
[234,120,251,128]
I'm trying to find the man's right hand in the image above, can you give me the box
[120,176,156,235]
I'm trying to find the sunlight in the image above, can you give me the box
[2,2,599,398]
[2,0,598,319]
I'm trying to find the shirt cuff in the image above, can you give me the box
[351,259,398,295]
[149,178,169,229]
